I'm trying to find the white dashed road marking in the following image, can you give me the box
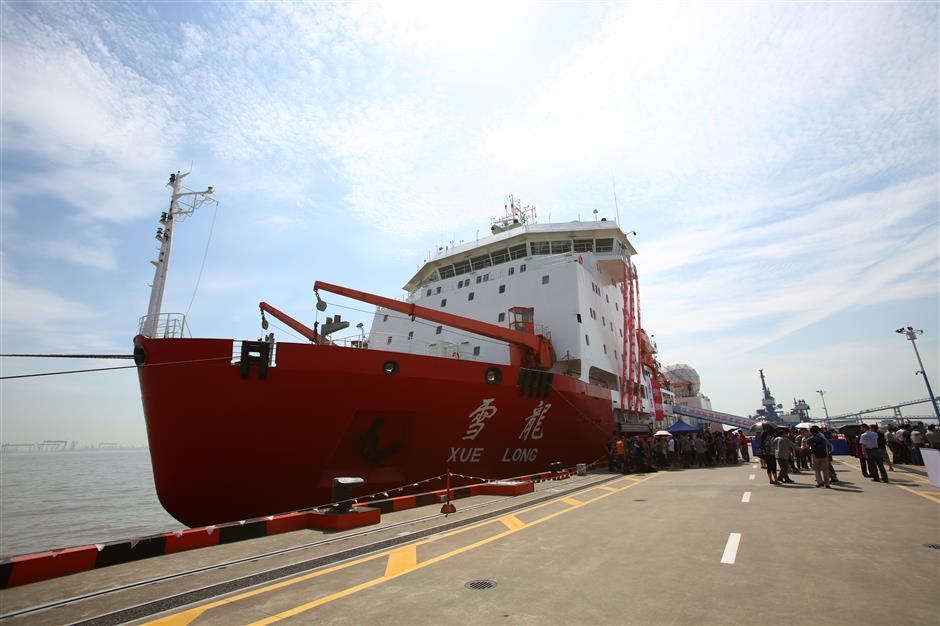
[721,533,742,564]
[741,491,751,502]
[748,474,755,480]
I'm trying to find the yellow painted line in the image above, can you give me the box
[249,473,661,626]
[499,514,527,531]
[597,485,619,492]
[142,549,391,626]
[896,484,940,504]
[897,473,931,484]
[145,473,661,626]
[561,496,583,506]
[384,544,417,577]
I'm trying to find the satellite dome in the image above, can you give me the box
[664,363,701,396]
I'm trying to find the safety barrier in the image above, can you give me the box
[0,463,593,589]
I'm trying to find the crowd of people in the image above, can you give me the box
[607,421,939,488]
[607,430,751,474]
[755,425,840,488]
[845,422,938,478]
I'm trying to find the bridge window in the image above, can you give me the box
[490,248,509,264]
[453,260,471,275]
[550,240,571,254]
[439,265,456,279]
[531,241,551,255]
[509,243,528,259]
[471,254,492,270]
[595,238,614,253]
[573,239,593,252]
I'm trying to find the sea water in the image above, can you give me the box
[0,449,181,558]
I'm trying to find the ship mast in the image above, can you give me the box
[141,171,215,338]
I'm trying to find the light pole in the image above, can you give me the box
[816,390,831,427]
[895,326,940,421]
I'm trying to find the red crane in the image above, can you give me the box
[312,280,555,369]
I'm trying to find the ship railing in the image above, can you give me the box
[137,313,190,339]
[324,335,369,348]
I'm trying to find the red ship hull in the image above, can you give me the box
[135,336,615,528]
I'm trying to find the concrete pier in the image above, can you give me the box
[1,459,937,625]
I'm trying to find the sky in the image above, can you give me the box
[1,1,938,446]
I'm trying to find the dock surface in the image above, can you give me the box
[2,458,938,625]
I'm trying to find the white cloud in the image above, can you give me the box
[0,7,179,221]
[8,231,118,271]
[0,261,116,352]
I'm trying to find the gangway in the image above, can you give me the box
[673,405,758,430]
[827,396,940,422]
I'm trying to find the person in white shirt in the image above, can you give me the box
[860,424,889,482]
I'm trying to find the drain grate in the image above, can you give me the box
[465,579,497,590]
[924,544,940,550]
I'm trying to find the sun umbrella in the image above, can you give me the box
[653,430,673,437]
[795,422,815,430]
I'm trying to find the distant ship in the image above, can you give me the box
[135,177,666,527]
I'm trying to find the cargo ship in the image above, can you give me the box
[135,173,666,527]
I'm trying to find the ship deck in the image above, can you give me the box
[1,459,938,626]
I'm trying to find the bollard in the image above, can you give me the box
[331,477,364,513]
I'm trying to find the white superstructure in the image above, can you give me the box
[366,201,661,424]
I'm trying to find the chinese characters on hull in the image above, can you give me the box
[447,399,553,465]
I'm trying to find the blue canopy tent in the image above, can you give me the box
[666,419,703,434]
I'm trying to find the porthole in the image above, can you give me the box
[485,367,502,385]
[382,360,399,376]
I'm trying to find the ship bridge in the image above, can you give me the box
[404,220,636,293]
